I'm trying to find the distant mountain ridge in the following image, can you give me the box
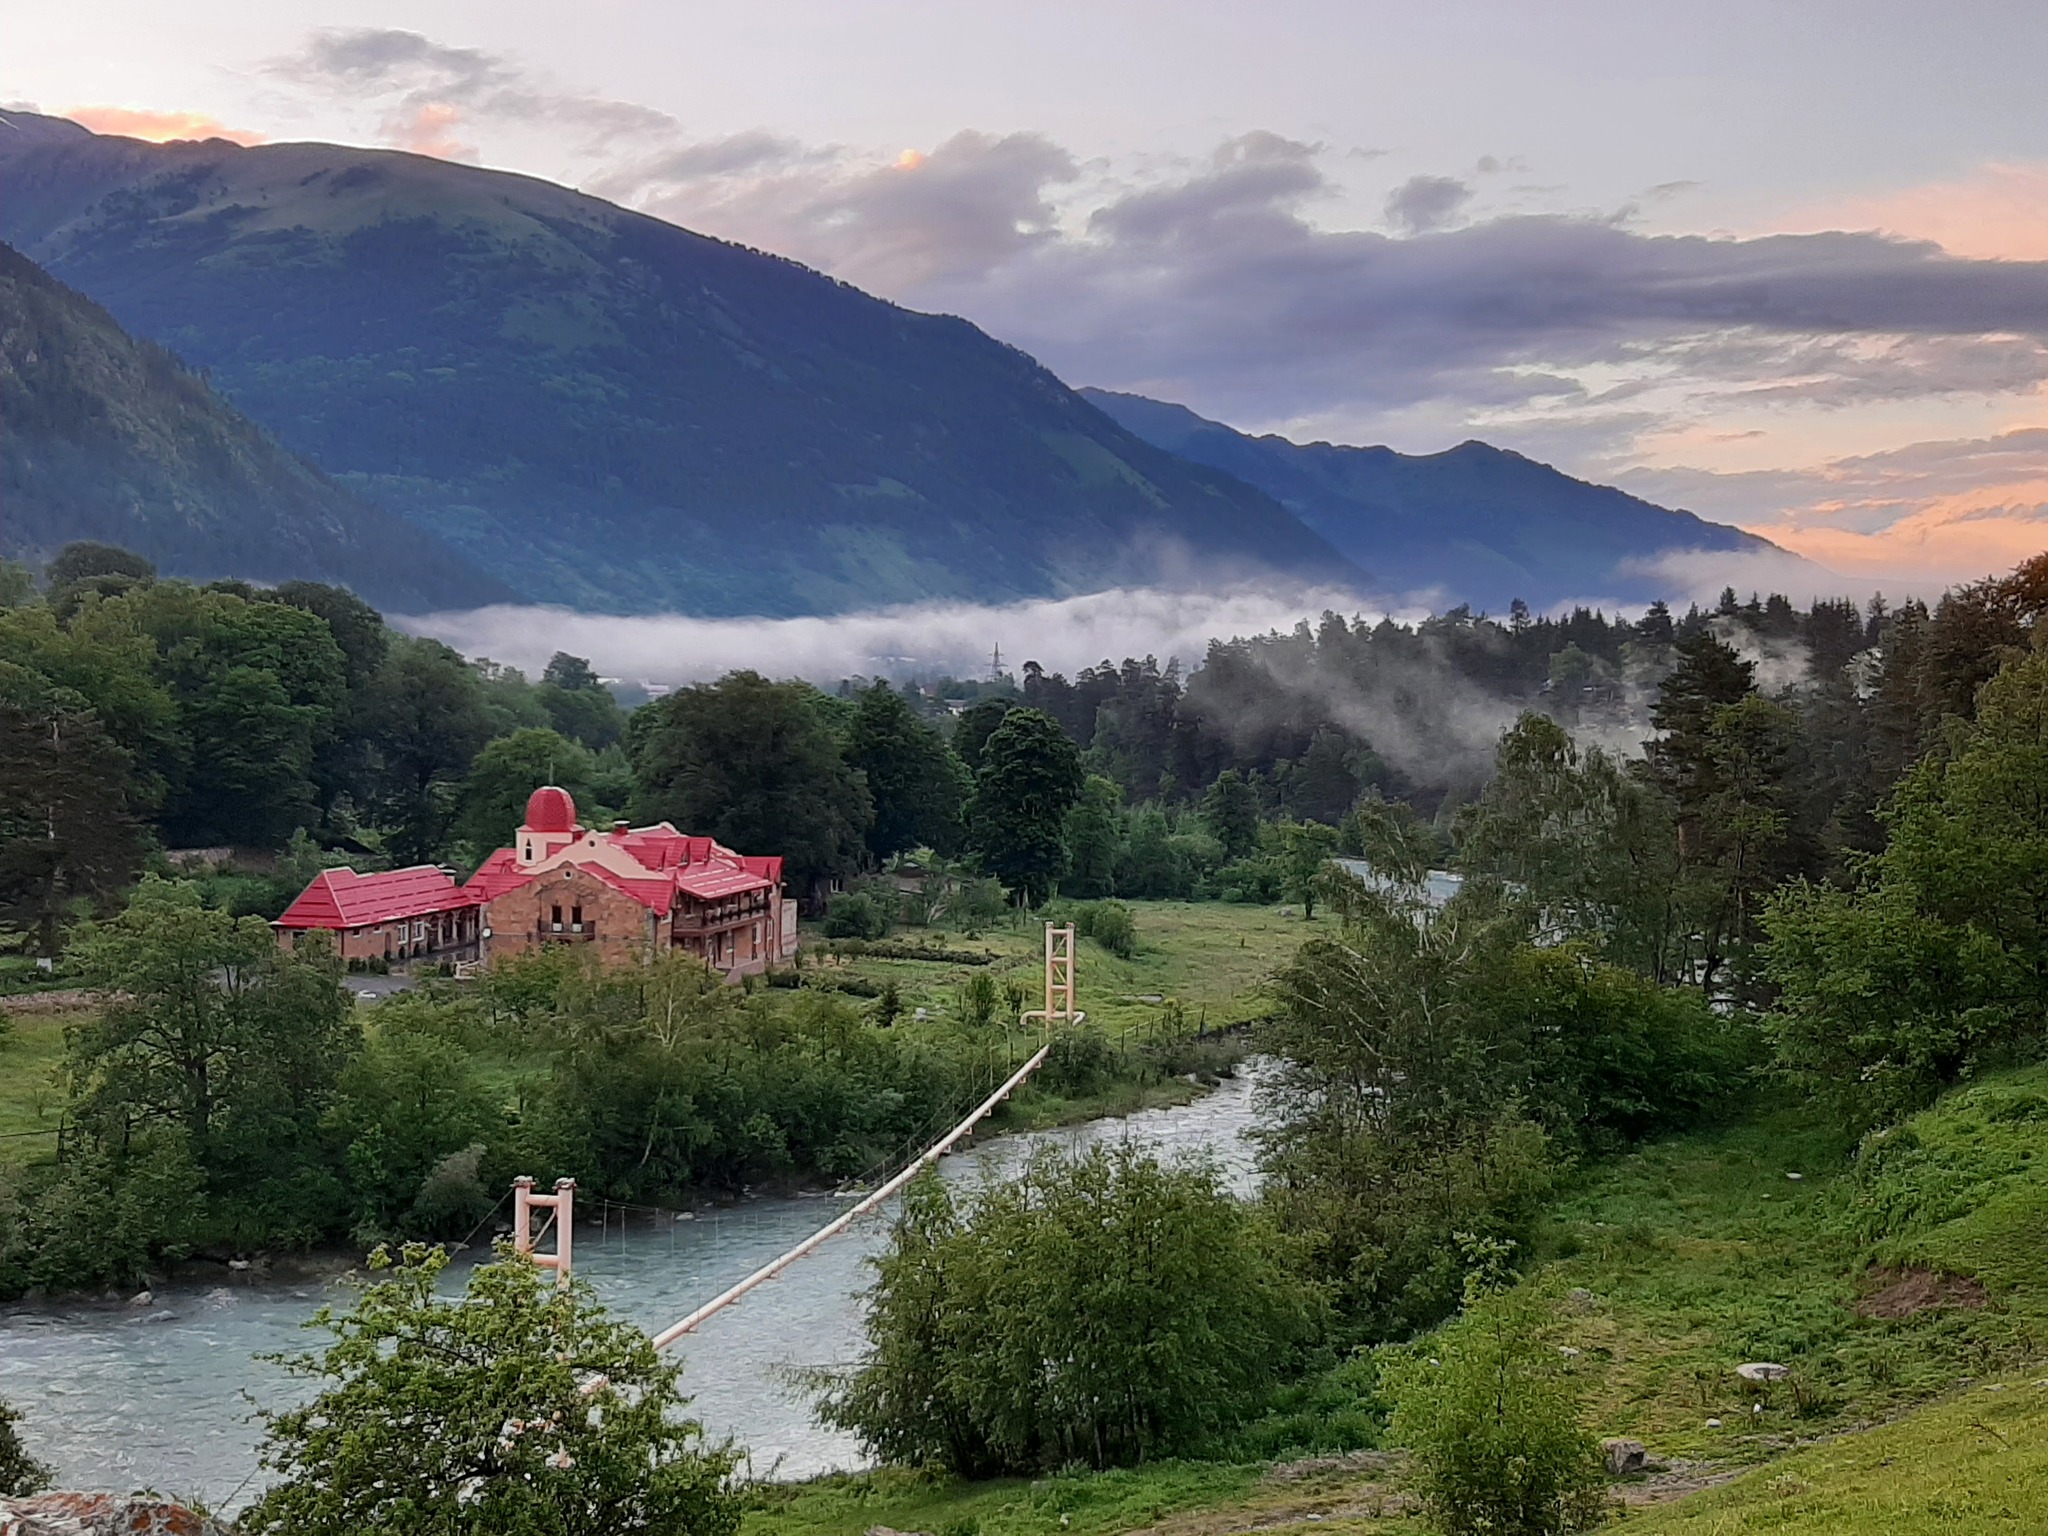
[0,240,511,609]
[1081,388,1789,611]
[0,111,1367,617]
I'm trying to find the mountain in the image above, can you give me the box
[0,240,511,610]
[0,111,1366,617]
[1081,388,1792,611]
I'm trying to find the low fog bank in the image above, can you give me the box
[398,584,1381,687]
[397,550,1864,691]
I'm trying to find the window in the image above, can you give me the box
[571,904,583,931]
[551,904,563,931]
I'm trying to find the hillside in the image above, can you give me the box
[1081,388,1796,612]
[0,242,509,610]
[0,111,1366,617]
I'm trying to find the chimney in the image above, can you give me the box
[613,820,629,833]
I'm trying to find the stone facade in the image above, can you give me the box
[482,861,659,964]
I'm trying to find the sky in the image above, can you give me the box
[10,0,2048,590]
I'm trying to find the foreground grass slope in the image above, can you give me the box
[1615,1376,2048,1534]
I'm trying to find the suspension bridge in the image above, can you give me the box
[509,922,1085,1347]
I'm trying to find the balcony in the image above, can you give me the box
[537,919,598,943]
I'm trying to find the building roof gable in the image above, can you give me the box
[276,866,471,929]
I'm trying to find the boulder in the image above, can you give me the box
[0,1494,232,1536]
[1736,1362,1791,1382]
[1601,1438,1647,1476]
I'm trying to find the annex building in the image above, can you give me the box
[274,786,796,977]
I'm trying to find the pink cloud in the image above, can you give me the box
[65,106,264,146]
[387,102,476,161]
[1788,161,2048,262]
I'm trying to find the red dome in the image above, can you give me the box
[522,785,578,833]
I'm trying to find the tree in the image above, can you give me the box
[67,878,359,1241]
[1764,644,2048,1126]
[1456,714,1682,982]
[456,728,596,851]
[1204,768,1261,861]
[0,691,143,957]
[631,671,872,897]
[950,698,1014,776]
[244,1245,740,1536]
[844,681,969,860]
[0,1398,52,1497]
[1063,775,1125,898]
[1277,820,1339,919]
[359,637,498,863]
[540,652,624,750]
[818,1145,1323,1475]
[1260,874,1553,1335]
[1389,1275,1610,1536]
[966,708,1084,903]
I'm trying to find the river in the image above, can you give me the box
[0,1068,1264,1508]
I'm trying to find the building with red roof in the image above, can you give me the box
[275,786,795,976]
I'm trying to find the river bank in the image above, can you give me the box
[0,1066,1267,1510]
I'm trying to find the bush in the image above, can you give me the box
[1068,899,1138,959]
[817,1144,1325,1475]
[945,877,1008,932]
[244,1245,740,1536]
[823,890,892,940]
[1388,1278,1610,1536]
[0,1397,52,1496]
[957,970,1000,1028]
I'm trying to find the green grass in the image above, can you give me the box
[809,899,1306,1035]
[744,1460,1273,1536]
[1516,1064,2048,1461]
[1614,1377,2048,1535]
[0,1005,70,1160]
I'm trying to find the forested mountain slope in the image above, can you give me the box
[0,241,508,611]
[0,111,1365,616]
[1083,387,1797,611]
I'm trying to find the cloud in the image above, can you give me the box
[1619,427,2048,590]
[399,583,1378,688]
[62,106,263,145]
[269,28,674,161]
[603,128,1079,290]
[1785,160,2048,263]
[1384,174,1473,233]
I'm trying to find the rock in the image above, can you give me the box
[1785,1172,1804,1181]
[126,1290,153,1307]
[1705,1417,1723,1428]
[226,1258,252,1271]
[863,1528,932,1536]
[0,1493,233,1535]
[1736,1362,1791,1382]
[1602,1438,1647,1476]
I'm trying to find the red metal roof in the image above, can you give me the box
[275,866,474,930]
[675,864,773,900]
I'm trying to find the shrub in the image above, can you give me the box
[0,1398,52,1496]
[823,890,891,940]
[817,1144,1325,1475]
[243,1245,740,1536]
[958,970,1000,1028]
[1388,1279,1610,1536]
[1070,899,1138,959]
[945,877,1008,932]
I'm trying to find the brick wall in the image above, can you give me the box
[484,865,654,965]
